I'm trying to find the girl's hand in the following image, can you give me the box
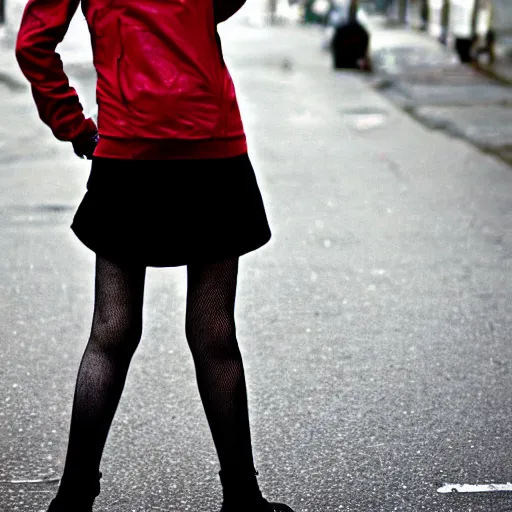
[72,132,99,160]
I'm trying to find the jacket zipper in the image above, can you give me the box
[214,27,228,137]
[116,17,132,112]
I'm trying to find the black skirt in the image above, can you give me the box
[71,153,272,267]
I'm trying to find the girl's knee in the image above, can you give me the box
[185,320,238,358]
[90,314,143,355]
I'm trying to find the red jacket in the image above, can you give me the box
[15,0,248,159]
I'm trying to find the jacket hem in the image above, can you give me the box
[94,135,248,160]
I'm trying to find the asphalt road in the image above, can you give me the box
[2,16,512,512]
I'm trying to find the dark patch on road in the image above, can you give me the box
[0,72,27,92]
[340,106,389,116]
[0,204,75,226]
[280,58,294,72]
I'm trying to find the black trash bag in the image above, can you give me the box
[331,19,371,71]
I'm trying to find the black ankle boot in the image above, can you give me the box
[46,472,102,512]
[218,469,295,512]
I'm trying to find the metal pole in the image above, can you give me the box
[420,0,429,27]
[470,0,480,37]
[398,0,407,23]
[268,0,277,24]
[0,0,5,25]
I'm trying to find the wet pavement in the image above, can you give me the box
[2,10,512,512]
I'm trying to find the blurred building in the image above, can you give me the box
[383,0,512,62]
[0,0,25,43]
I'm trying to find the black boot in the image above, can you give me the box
[218,469,295,512]
[46,472,102,512]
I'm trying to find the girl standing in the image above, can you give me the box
[15,0,295,510]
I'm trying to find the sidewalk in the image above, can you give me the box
[380,0,512,86]
[478,36,512,85]
[365,14,512,167]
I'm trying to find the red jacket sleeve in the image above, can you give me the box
[15,0,97,142]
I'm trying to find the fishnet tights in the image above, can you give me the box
[185,257,256,475]
[56,255,259,502]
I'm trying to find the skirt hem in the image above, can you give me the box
[71,223,272,268]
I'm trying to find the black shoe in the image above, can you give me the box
[46,472,102,512]
[220,496,296,512]
[47,499,94,512]
[218,469,295,512]
[255,498,296,512]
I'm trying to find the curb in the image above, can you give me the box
[383,19,512,88]
[473,62,512,87]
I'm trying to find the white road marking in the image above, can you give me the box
[437,483,512,493]
[352,114,387,131]
[6,477,60,484]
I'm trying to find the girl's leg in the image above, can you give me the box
[55,255,146,501]
[185,257,262,504]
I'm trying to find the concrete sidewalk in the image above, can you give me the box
[381,0,512,86]
[478,36,512,85]
[365,14,512,167]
